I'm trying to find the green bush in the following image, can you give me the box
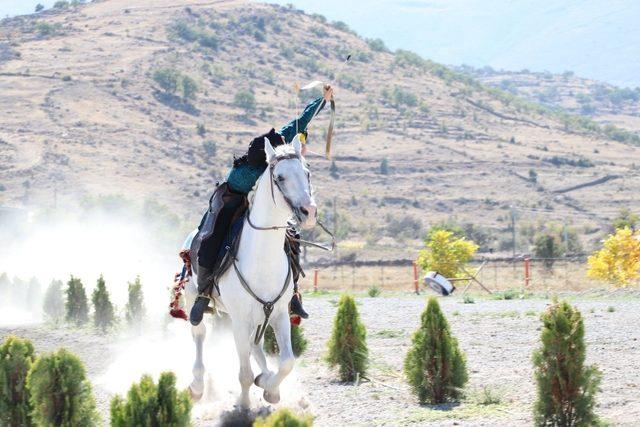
[53,1,70,9]
[404,297,468,404]
[0,336,35,426]
[125,276,145,327]
[92,275,115,332]
[43,279,65,323]
[234,89,256,113]
[202,140,217,157]
[110,372,191,427]
[65,276,89,326]
[253,408,312,427]
[181,75,198,101]
[326,295,368,382]
[367,285,381,297]
[35,3,45,12]
[533,300,602,426]
[153,68,180,94]
[28,348,99,426]
[263,325,308,357]
[534,233,565,269]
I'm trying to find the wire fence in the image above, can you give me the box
[299,257,603,293]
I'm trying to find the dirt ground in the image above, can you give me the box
[2,292,639,426]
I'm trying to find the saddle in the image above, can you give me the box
[190,183,248,285]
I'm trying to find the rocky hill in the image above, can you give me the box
[1,0,639,260]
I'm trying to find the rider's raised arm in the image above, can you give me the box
[279,84,334,143]
[279,97,325,143]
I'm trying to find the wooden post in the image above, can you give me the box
[524,257,531,289]
[313,268,319,293]
[413,261,419,295]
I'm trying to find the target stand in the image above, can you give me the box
[424,261,492,296]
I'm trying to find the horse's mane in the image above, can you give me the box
[247,144,298,208]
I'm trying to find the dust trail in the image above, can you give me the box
[97,320,311,424]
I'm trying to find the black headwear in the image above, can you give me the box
[246,128,284,167]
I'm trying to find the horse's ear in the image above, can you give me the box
[264,137,276,163]
[292,134,302,156]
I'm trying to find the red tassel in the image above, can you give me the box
[170,308,188,321]
[290,315,301,326]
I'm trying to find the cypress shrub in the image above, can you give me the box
[253,408,312,427]
[110,372,191,427]
[65,276,89,326]
[27,348,99,426]
[326,294,368,382]
[404,297,468,404]
[263,325,308,357]
[125,276,146,327]
[533,300,602,426]
[43,279,65,323]
[0,336,35,427]
[92,275,115,332]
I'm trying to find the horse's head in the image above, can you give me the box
[264,136,317,228]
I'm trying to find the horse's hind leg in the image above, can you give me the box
[232,323,254,409]
[257,313,294,404]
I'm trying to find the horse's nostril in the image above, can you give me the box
[300,207,309,216]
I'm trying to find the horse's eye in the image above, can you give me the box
[277,175,285,182]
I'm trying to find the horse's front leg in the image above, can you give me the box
[232,322,254,409]
[252,340,273,382]
[257,312,294,404]
[185,276,206,400]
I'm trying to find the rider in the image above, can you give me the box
[190,85,334,326]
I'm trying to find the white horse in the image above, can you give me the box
[181,136,316,408]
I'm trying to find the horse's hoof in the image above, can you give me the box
[189,386,203,401]
[254,373,264,388]
[263,389,280,404]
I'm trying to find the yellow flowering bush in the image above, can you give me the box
[587,227,640,286]
[417,229,478,278]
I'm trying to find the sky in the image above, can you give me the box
[2,0,638,87]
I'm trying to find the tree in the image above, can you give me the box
[326,294,368,382]
[43,279,65,323]
[379,158,389,175]
[404,297,467,404]
[533,300,601,426]
[125,276,145,326]
[263,325,308,357]
[35,4,45,12]
[92,275,115,332]
[417,229,478,278]
[27,348,99,426]
[612,208,638,232]
[181,75,199,102]
[0,272,10,301]
[110,372,191,427]
[587,227,640,286]
[253,408,312,427]
[0,336,35,427]
[53,1,69,9]
[233,89,256,113]
[329,160,339,178]
[529,168,538,183]
[534,233,565,269]
[65,276,89,326]
[153,68,180,95]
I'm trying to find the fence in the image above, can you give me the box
[299,257,602,293]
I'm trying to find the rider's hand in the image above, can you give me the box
[323,84,334,101]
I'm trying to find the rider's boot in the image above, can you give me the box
[190,266,213,326]
[290,283,308,319]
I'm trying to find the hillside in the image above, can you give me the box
[1,0,639,260]
[460,65,640,134]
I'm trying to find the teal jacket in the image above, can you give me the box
[226,97,325,194]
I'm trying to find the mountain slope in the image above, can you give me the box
[1,0,639,259]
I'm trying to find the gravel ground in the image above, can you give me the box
[2,294,639,426]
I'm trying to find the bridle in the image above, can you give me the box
[245,151,336,252]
